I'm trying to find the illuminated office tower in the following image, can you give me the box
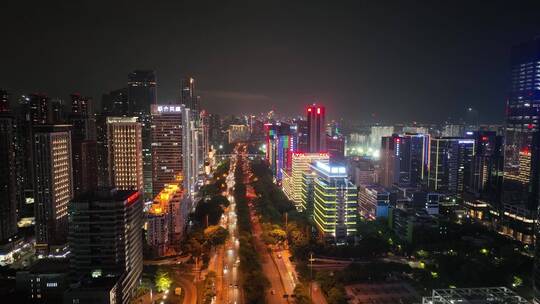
[151,105,183,196]
[182,107,201,199]
[264,123,292,180]
[180,76,200,116]
[307,104,326,153]
[504,38,540,211]
[33,125,73,252]
[147,183,186,256]
[68,188,143,304]
[306,161,357,242]
[428,138,475,195]
[107,117,144,192]
[0,111,18,242]
[283,152,329,210]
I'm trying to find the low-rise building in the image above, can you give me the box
[358,184,390,220]
[16,259,69,303]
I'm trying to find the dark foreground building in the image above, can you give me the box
[68,188,143,304]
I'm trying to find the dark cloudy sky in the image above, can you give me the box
[2,0,540,123]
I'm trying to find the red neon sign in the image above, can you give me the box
[308,108,312,112]
[127,192,140,205]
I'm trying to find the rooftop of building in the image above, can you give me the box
[28,258,69,274]
[149,183,183,216]
[422,287,529,304]
[73,188,140,204]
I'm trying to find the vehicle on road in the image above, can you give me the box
[270,289,276,295]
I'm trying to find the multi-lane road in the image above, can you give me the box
[212,153,241,304]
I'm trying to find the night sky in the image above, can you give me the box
[2,0,540,123]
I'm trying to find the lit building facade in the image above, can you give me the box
[180,76,200,116]
[503,38,540,211]
[147,183,186,256]
[69,189,143,304]
[283,152,328,210]
[107,117,144,192]
[33,125,73,251]
[358,184,390,220]
[151,105,183,196]
[428,138,475,196]
[308,161,358,242]
[265,123,293,180]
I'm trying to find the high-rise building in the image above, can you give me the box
[25,93,50,125]
[380,133,429,188]
[0,111,18,242]
[295,119,309,152]
[282,152,329,210]
[33,125,73,252]
[127,70,157,114]
[428,138,475,196]
[69,188,143,304]
[467,131,504,202]
[107,117,143,192]
[307,104,326,153]
[71,93,93,116]
[180,76,200,115]
[147,183,186,256]
[207,113,222,147]
[264,123,292,180]
[72,140,98,197]
[127,71,157,198]
[102,88,129,116]
[70,94,98,197]
[182,107,201,199]
[151,105,183,196]
[306,161,357,242]
[51,98,67,124]
[504,38,540,212]
[327,134,345,161]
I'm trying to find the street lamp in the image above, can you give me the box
[309,252,315,300]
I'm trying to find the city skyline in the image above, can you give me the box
[3,2,540,304]
[3,1,540,123]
